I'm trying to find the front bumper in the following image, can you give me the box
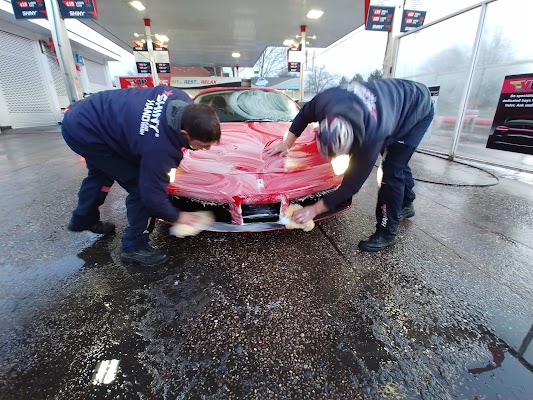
[166,189,352,232]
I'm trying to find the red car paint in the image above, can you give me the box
[166,87,350,231]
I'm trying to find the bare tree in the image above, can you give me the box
[418,27,517,116]
[278,70,298,78]
[254,47,288,77]
[478,26,515,66]
[306,65,340,94]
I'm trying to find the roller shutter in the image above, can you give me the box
[45,52,70,109]
[0,30,56,128]
[85,58,111,93]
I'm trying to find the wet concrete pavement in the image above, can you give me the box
[1,126,532,399]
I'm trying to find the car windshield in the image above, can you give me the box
[195,90,299,122]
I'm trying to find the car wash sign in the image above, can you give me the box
[133,42,171,74]
[486,73,533,155]
[12,0,97,19]
[11,1,47,19]
[365,0,395,31]
[58,0,98,19]
[400,0,427,32]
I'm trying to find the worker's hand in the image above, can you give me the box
[292,200,328,224]
[292,205,319,224]
[264,142,290,157]
[177,211,202,226]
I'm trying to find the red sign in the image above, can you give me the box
[501,77,533,94]
[119,77,154,89]
[486,73,533,155]
[119,77,170,88]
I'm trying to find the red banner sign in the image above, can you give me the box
[119,77,155,89]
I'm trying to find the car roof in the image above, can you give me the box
[503,117,533,123]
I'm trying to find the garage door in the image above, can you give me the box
[45,52,69,109]
[45,50,89,107]
[0,30,57,128]
[85,57,111,93]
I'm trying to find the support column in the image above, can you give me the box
[299,24,306,103]
[382,0,404,78]
[44,0,83,103]
[144,18,159,86]
[448,3,487,160]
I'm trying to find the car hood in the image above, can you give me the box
[168,122,343,202]
[178,122,325,174]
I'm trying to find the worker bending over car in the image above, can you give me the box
[265,78,434,252]
[62,86,220,266]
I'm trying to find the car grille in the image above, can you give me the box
[170,187,352,226]
[169,196,232,222]
[242,203,281,223]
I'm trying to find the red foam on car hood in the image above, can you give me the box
[168,122,343,202]
[178,122,326,174]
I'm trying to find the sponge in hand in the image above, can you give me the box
[169,211,215,238]
[281,204,315,232]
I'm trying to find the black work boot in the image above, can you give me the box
[68,220,115,235]
[399,203,415,221]
[121,246,168,267]
[358,231,398,252]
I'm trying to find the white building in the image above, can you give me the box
[0,2,133,129]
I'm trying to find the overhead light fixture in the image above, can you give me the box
[155,34,169,42]
[307,10,324,19]
[134,33,140,37]
[128,1,145,11]
[232,52,241,58]
[283,39,294,46]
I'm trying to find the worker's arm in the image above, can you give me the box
[264,98,318,156]
[263,131,298,156]
[292,143,382,224]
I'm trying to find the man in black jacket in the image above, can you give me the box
[265,79,434,251]
[62,86,221,266]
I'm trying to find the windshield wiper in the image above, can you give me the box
[244,118,275,122]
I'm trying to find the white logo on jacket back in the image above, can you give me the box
[346,83,378,120]
[139,91,171,137]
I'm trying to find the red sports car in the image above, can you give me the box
[166,87,352,232]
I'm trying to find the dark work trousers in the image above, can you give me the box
[63,135,155,252]
[376,109,434,236]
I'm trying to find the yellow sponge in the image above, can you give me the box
[283,204,315,232]
[169,211,215,238]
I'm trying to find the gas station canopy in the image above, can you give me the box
[85,0,367,67]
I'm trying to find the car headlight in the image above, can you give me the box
[377,163,383,187]
[331,155,350,175]
[168,168,176,183]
